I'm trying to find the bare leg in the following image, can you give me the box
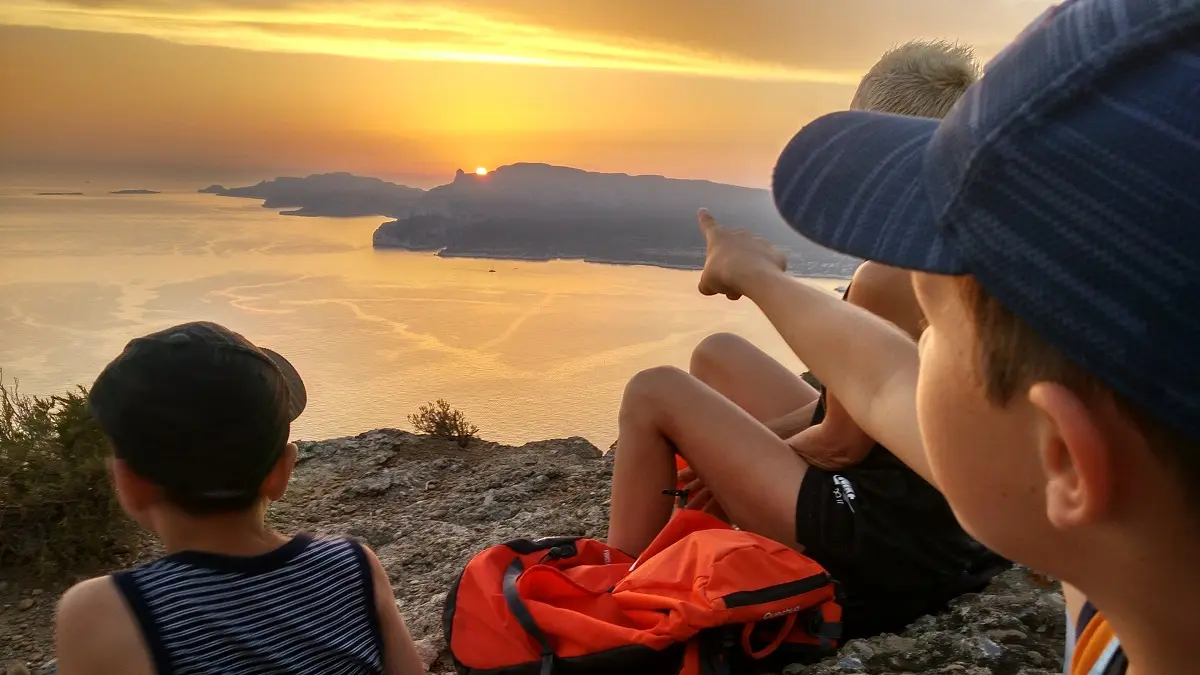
[689,332,819,422]
[608,366,808,556]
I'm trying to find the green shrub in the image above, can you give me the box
[408,399,480,448]
[0,374,135,575]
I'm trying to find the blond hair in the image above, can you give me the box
[850,40,981,118]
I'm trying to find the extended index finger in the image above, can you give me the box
[697,208,719,236]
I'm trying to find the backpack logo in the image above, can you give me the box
[763,605,804,620]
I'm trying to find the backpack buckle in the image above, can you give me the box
[662,488,690,509]
[544,543,578,561]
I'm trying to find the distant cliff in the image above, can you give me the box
[202,165,860,276]
[200,173,424,218]
[373,164,859,276]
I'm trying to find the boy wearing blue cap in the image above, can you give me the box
[694,0,1199,672]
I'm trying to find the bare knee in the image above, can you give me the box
[622,366,688,408]
[690,332,754,382]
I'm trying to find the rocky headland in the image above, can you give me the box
[199,165,861,277]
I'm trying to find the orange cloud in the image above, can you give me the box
[0,0,864,84]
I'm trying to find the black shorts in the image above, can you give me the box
[796,398,1009,637]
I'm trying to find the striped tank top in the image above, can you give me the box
[1064,601,1126,675]
[112,534,383,675]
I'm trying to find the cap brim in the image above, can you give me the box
[772,110,964,274]
[261,348,307,420]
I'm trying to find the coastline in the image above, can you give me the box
[198,192,858,278]
[383,246,854,279]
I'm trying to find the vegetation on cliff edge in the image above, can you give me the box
[0,375,134,575]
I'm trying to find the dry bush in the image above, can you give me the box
[0,374,135,576]
[408,399,480,448]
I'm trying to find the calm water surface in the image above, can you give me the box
[0,185,843,448]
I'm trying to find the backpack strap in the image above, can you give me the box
[740,613,797,659]
[812,616,843,651]
[503,559,555,675]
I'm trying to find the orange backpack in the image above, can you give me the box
[443,509,843,675]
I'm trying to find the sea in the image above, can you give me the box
[0,182,844,449]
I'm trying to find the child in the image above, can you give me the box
[54,322,426,675]
[608,41,1002,640]
[701,0,1198,672]
[690,39,981,475]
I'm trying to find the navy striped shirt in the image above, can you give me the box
[113,535,383,675]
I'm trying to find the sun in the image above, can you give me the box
[475,167,488,176]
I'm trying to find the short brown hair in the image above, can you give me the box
[851,40,980,118]
[956,276,1200,510]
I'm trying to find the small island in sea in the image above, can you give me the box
[109,189,161,195]
[35,191,84,196]
[200,164,861,277]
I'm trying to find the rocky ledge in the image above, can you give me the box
[0,430,1066,675]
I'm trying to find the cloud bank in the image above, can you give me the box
[0,0,868,84]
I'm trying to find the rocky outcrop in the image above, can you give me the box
[288,430,1064,674]
[370,163,860,276]
[195,164,860,275]
[0,430,1065,674]
[199,173,424,218]
[285,430,615,668]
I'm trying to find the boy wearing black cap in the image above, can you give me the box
[693,0,1199,673]
[53,322,425,675]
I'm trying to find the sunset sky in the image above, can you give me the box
[1,0,1053,187]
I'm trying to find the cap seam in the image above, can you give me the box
[937,4,1200,231]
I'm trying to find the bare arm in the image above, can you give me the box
[740,267,934,486]
[815,263,927,459]
[56,577,149,675]
[364,546,427,675]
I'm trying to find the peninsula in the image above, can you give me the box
[200,164,861,277]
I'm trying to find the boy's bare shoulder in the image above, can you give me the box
[56,576,152,675]
[851,261,911,290]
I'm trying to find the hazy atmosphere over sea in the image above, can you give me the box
[0,0,1053,443]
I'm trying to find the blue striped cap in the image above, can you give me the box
[772,0,1200,437]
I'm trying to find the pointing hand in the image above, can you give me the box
[696,208,787,301]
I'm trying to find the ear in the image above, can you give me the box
[109,457,161,525]
[1028,383,1115,530]
[262,443,297,502]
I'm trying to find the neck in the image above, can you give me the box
[1087,533,1200,675]
[152,505,288,557]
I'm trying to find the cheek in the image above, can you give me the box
[915,333,1009,536]
[915,333,978,484]
[916,333,1056,563]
